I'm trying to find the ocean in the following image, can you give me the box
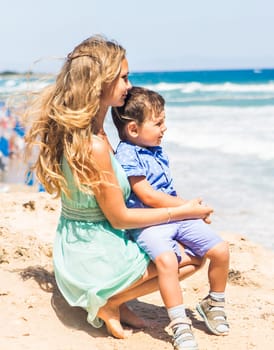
[1,68,274,251]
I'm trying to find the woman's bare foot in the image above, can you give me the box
[120,303,147,328]
[97,303,126,339]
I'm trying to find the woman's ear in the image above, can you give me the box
[126,121,139,138]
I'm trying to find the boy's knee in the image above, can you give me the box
[206,241,230,262]
[220,241,230,258]
[155,251,178,272]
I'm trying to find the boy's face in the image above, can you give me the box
[134,110,167,147]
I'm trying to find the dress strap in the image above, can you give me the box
[61,202,106,222]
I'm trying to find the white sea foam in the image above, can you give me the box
[165,105,274,161]
[0,77,53,99]
[0,80,50,94]
[166,95,274,104]
[144,81,274,93]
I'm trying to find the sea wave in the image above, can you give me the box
[165,130,274,161]
[165,105,274,161]
[144,81,274,93]
[2,77,274,94]
[0,79,51,95]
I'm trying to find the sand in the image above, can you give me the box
[0,187,274,350]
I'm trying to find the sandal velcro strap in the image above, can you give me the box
[207,299,225,308]
[166,317,199,350]
[206,309,228,322]
[165,317,192,336]
[167,317,192,329]
[206,313,229,330]
[174,328,195,343]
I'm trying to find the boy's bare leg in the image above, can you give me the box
[205,241,230,291]
[196,241,230,335]
[155,251,183,308]
[97,255,203,338]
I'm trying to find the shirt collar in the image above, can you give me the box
[123,141,162,154]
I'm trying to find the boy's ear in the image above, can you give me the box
[126,121,139,137]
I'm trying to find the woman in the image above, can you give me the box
[24,35,212,341]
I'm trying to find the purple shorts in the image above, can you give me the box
[129,219,223,262]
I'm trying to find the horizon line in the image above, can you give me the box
[1,66,274,76]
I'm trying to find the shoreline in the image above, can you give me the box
[0,190,274,349]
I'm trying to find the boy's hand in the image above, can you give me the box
[183,198,214,223]
[203,215,212,224]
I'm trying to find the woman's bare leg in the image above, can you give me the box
[97,253,203,338]
[97,262,157,338]
[119,303,148,328]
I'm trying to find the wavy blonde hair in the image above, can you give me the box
[24,35,126,197]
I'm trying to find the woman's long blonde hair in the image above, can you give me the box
[24,35,126,197]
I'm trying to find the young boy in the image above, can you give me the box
[111,87,230,350]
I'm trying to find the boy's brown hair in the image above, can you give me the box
[111,86,165,141]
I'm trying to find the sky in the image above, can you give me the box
[1,0,274,73]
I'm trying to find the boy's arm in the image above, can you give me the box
[129,176,187,208]
[129,175,213,223]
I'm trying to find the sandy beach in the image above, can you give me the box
[0,187,274,350]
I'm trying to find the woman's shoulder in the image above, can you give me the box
[91,135,114,170]
[92,135,110,155]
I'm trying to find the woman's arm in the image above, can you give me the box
[92,138,213,229]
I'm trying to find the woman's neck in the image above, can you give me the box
[93,105,108,135]
[93,105,114,152]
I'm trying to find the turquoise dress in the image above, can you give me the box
[53,153,150,328]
